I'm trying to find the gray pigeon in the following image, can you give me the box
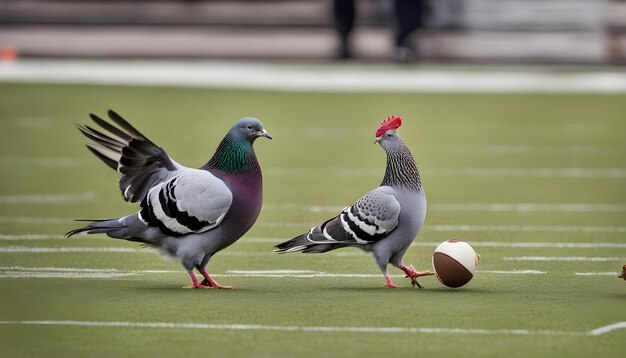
[275,115,431,288]
[67,110,272,289]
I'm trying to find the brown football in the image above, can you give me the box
[432,240,478,288]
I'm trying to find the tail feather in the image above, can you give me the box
[274,235,341,254]
[65,219,127,239]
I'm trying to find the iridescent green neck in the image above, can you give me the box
[205,135,259,173]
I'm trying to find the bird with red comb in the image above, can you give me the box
[277,114,433,289]
[375,115,402,138]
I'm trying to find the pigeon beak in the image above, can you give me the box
[258,129,273,140]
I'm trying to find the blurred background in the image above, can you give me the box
[0,0,625,64]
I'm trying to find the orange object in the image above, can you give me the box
[0,48,18,61]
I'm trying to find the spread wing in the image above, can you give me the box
[305,187,401,245]
[78,110,183,203]
[138,169,233,236]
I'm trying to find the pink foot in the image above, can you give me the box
[182,272,211,289]
[182,284,210,289]
[199,270,232,289]
[384,276,402,289]
[400,265,434,288]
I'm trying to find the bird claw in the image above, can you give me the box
[182,284,210,289]
[200,278,232,289]
[384,283,402,289]
[404,265,434,289]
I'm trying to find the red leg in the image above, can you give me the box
[398,264,433,288]
[182,271,209,289]
[384,275,401,289]
[199,269,232,289]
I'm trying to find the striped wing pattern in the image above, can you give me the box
[138,169,233,236]
[78,110,181,203]
[306,187,401,245]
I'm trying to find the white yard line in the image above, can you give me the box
[0,266,546,280]
[1,320,623,336]
[0,217,75,225]
[0,246,150,253]
[429,203,626,213]
[0,266,175,273]
[0,234,66,240]
[264,167,626,179]
[246,238,626,248]
[265,203,626,213]
[0,272,136,279]
[504,256,625,262]
[428,168,626,178]
[427,225,626,233]
[588,322,626,336]
[478,270,545,274]
[574,272,620,276]
[260,224,626,233]
[415,241,626,249]
[0,192,95,205]
[2,60,626,93]
[0,156,84,168]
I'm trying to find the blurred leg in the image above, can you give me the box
[333,0,356,59]
[394,0,423,61]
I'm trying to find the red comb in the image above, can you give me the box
[375,115,402,137]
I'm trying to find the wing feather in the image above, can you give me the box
[305,187,400,246]
[139,169,233,236]
[78,110,182,203]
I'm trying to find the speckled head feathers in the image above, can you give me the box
[376,115,402,138]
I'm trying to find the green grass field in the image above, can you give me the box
[0,82,625,357]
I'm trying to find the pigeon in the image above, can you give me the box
[66,110,272,289]
[275,115,432,288]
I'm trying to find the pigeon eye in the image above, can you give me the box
[246,124,253,130]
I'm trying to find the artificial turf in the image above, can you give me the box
[0,82,624,357]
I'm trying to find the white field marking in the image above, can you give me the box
[589,322,626,336]
[246,238,626,249]
[226,270,318,274]
[428,168,626,178]
[0,246,151,253]
[0,156,84,168]
[258,222,315,228]
[0,266,176,274]
[12,117,55,129]
[263,203,344,213]
[427,225,626,233]
[265,203,626,213]
[216,270,546,278]
[437,145,626,156]
[2,60,626,93]
[574,272,620,276]
[478,270,545,274]
[256,223,626,233]
[0,266,178,279]
[0,272,136,279]
[411,241,626,249]
[504,256,626,262]
[0,267,545,281]
[0,216,75,225]
[264,167,626,179]
[0,192,95,204]
[429,203,626,213]
[4,320,624,337]
[0,234,66,241]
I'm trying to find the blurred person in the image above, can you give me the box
[332,0,426,61]
[429,0,464,29]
